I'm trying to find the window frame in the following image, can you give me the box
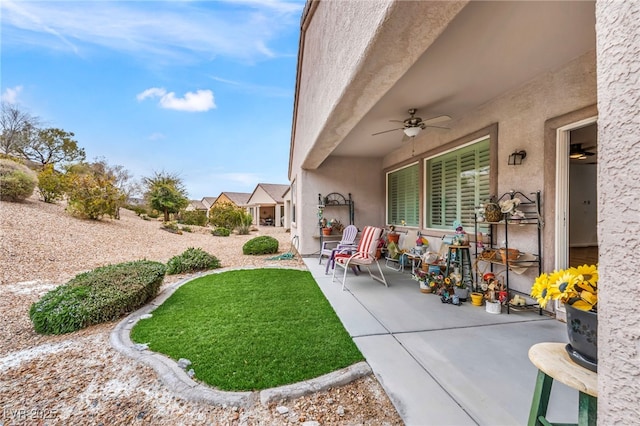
[386,161,420,228]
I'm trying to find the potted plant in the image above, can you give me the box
[530,264,598,371]
[387,225,400,244]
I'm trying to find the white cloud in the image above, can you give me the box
[148,132,166,141]
[137,88,216,112]
[1,85,23,103]
[0,0,303,63]
[136,88,167,101]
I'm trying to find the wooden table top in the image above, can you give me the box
[528,342,598,397]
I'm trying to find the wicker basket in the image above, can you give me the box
[499,248,520,264]
[484,203,503,222]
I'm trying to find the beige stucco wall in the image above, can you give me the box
[291,156,384,255]
[381,51,596,295]
[596,0,640,420]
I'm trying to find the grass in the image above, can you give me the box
[130,268,364,391]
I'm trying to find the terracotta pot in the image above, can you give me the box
[322,227,332,236]
[388,233,400,244]
[565,304,598,372]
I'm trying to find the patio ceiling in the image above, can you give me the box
[329,1,596,158]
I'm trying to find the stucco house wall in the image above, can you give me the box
[596,0,640,421]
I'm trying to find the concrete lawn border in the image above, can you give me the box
[110,267,372,409]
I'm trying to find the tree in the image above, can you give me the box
[93,157,140,219]
[143,171,189,222]
[18,127,85,167]
[0,102,39,155]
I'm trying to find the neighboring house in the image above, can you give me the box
[200,196,217,217]
[288,1,639,420]
[210,192,251,217]
[185,199,207,212]
[246,183,289,226]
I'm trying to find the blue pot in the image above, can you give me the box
[565,304,598,372]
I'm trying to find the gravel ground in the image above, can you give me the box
[0,196,403,425]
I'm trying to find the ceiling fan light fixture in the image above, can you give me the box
[403,127,421,138]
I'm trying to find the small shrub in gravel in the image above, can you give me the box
[0,158,37,202]
[243,236,279,255]
[29,260,166,335]
[166,247,221,275]
[212,227,231,237]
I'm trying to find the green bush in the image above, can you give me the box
[179,210,207,227]
[243,236,279,255]
[0,158,37,202]
[180,226,192,233]
[166,247,221,275]
[29,260,166,335]
[37,164,67,203]
[212,227,231,237]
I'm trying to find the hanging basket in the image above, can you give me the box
[484,203,503,222]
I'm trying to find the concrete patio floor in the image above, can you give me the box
[303,257,579,426]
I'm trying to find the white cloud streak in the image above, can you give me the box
[1,85,23,103]
[0,0,303,64]
[137,87,216,112]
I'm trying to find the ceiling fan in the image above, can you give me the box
[570,143,596,159]
[372,108,451,139]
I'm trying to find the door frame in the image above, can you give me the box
[554,115,597,317]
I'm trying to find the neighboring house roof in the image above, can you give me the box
[187,200,207,211]
[214,192,251,207]
[201,197,217,208]
[249,183,290,203]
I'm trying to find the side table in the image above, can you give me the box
[528,342,597,426]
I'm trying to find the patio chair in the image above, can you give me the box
[332,226,387,291]
[319,224,358,265]
[385,230,418,272]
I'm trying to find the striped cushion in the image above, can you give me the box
[335,226,380,265]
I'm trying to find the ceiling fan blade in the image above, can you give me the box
[389,119,405,124]
[422,124,450,130]
[422,115,452,125]
[372,128,403,136]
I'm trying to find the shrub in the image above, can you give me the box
[29,260,166,335]
[162,221,182,234]
[37,164,67,203]
[179,210,207,227]
[166,247,221,275]
[65,164,123,220]
[236,212,253,235]
[181,226,192,233]
[243,236,279,255]
[0,158,37,202]
[212,227,231,237]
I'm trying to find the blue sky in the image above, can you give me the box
[1,0,303,199]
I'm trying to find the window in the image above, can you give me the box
[291,179,296,224]
[426,138,490,230]
[387,162,419,227]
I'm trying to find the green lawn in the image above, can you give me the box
[130,268,363,391]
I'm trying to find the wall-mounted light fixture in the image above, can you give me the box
[508,150,527,165]
[403,126,421,138]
